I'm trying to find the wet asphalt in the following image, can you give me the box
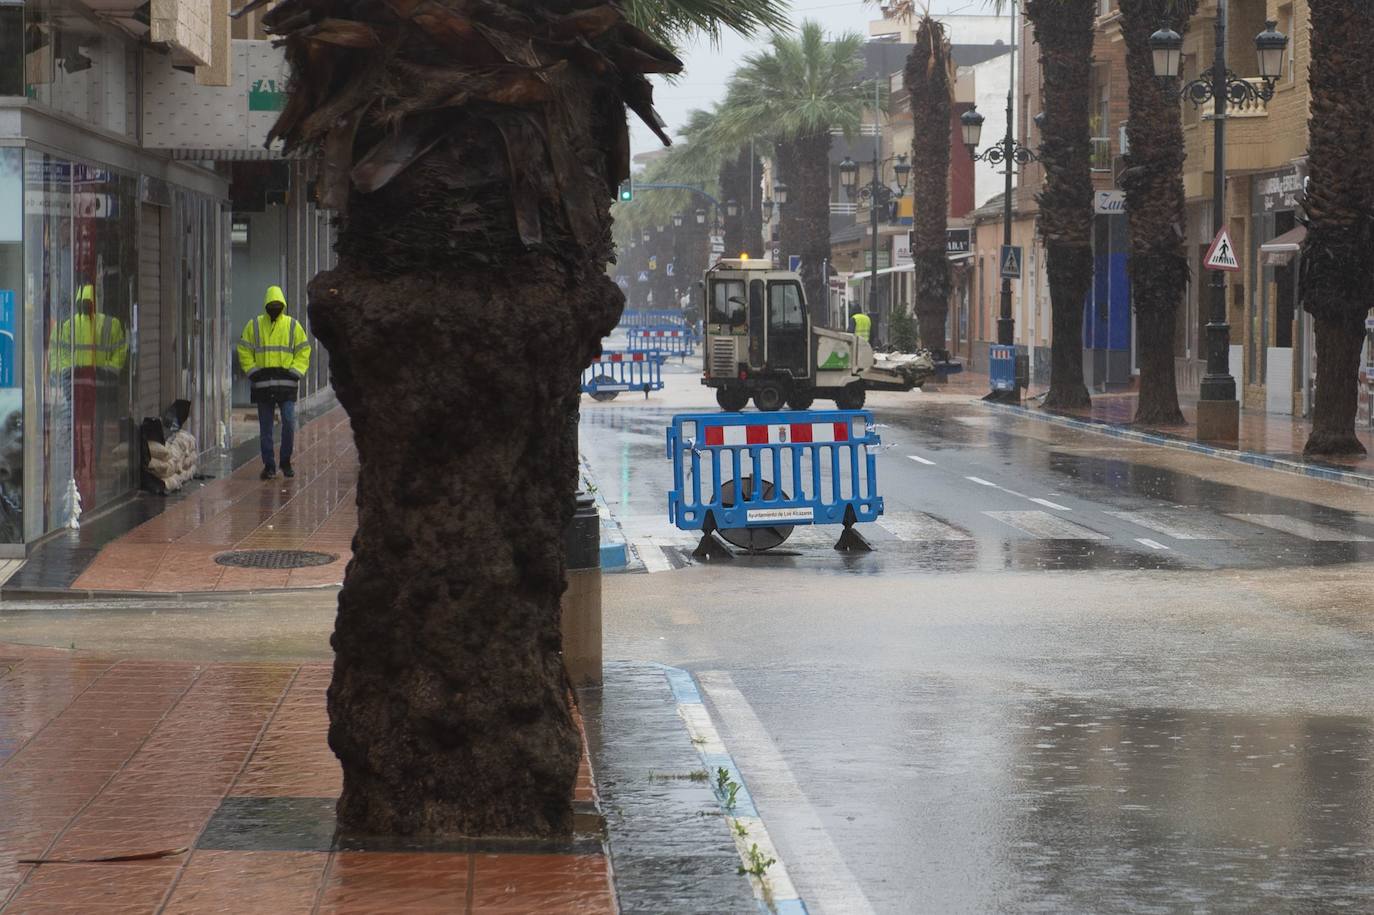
[582,367,1374,913]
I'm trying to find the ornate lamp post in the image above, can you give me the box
[1150,11,1287,441]
[961,103,1039,401]
[839,153,910,341]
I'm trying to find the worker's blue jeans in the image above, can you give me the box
[257,400,296,470]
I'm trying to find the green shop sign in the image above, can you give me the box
[249,79,287,112]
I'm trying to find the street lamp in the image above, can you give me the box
[725,198,739,219]
[762,197,775,222]
[672,212,683,229]
[773,181,790,206]
[641,229,650,243]
[841,152,910,341]
[1150,8,1287,441]
[695,208,706,225]
[962,101,1041,400]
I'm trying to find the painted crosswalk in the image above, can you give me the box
[877,512,972,541]
[984,510,1110,540]
[1227,514,1373,542]
[1105,510,1240,540]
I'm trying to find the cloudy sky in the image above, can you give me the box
[629,0,995,158]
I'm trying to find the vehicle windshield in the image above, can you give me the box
[708,279,747,327]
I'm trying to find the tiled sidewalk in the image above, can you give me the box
[11,408,359,595]
[0,647,610,913]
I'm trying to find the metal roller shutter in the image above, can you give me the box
[138,205,162,420]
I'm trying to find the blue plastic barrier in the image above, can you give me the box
[630,326,695,357]
[581,350,666,400]
[989,344,1017,392]
[620,309,687,329]
[666,410,882,556]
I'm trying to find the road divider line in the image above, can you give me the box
[966,476,996,487]
[1136,538,1171,551]
[1029,498,1070,511]
[663,668,811,915]
[695,670,876,915]
[907,455,936,465]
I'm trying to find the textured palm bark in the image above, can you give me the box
[1026,0,1094,410]
[905,17,952,353]
[794,130,833,324]
[1119,0,1193,426]
[775,140,803,275]
[1301,0,1374,455]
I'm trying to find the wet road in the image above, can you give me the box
[582,368,1374,913]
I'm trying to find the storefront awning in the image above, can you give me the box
[1260,225,1306,267]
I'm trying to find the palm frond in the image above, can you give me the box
[623,0,791,51]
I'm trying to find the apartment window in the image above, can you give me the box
[1278,4,1295,84]
[1089,68,1111,171]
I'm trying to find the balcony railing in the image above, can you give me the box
[1090,138,1112,172]
[1230,78,1270,118]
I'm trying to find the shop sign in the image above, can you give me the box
[863,250,892,270]
[249,78,287,112]
[892,233,913,268]
[1258,169,1303,212]
[946,228,972,256]
[1094,190,1126,214]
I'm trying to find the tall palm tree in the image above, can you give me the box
[721,144,765,258]
[1301,0,1374,455]
[1024,0,1095,409]
[905,14,954,353]
[255,0,787,838]
[721,21,869,319]
[1118,0,1196,426]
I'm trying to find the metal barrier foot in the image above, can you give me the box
[693,530,734,561]
[833,506,874,553]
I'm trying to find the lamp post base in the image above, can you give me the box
[1195,398,1239,444]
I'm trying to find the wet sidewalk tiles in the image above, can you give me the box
[5,406,358,597]
[0,650,614,913]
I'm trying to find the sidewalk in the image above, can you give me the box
[932,367,1374,484]
[4,407,358,597]
[0,644,611,913]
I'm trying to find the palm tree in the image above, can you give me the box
[1301,0,1374,456]
[721,21,869,319]
[1024,0,1095,409]
[905,14,954,353]
[1118,0,1196,426]
[721,144,765,258]
[255,0,787,837]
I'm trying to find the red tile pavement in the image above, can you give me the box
[71,409,359,594]
[931,369,1374,476]
[0,654,614,914]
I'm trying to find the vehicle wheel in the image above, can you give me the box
[716,387,749,411]
[718,477,793,551]
[786,391,815,411]
[589,374,619,402]
[834,382,866,411]
[752,382,786,412]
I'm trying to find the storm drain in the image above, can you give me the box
[213,549,339,570]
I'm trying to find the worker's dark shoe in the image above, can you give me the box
[260,467,276,480]
[281,463,295,479]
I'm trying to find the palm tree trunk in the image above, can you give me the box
[1302,0,1374,455]
[721,146,764,259]
[906,16,953,354]
[1119,0,1194,426]
[794,129,833,325]
[1026,0,1095,410]
[775,140,803,272]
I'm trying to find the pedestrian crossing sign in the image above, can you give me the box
[1000,244,1023,279]
[1204,226,1241,272]
[637,271,649,283]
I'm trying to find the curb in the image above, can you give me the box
[664,665,809,915]
[984,401,1374,491]
[579,457,628,570]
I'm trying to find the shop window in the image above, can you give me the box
[1273,211,1296,348]
[21,2,138,138]
[0,149,21,542]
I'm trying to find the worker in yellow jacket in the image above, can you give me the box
[49,284,129,383]
[849,308,871,343]
[237,286,312,480]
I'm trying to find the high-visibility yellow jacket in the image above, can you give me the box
[50,313,129,375]
[238,301,312,404]
[851,313,871,342]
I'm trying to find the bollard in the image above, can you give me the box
[562,491,603,687]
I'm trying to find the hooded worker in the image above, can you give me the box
[49,284,129,384]
[237,286,311,480]
[849,307,871,343]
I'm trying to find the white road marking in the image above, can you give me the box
[1136,538,1171,551]
[907,454,936,465]
[1029,498,1070,511]
[1106,510,1237,540]
[698,671,878,915]
[985,510,1110,540]
[1228,514,1373,542]
[966,475,996,487]
[637,542,673,573]
[965,475,1032,500]
[877,511,972,541]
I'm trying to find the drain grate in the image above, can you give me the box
[213,549,339,570]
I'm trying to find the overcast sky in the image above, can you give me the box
[629,0,997,159]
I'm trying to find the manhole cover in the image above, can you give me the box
[213,549,339,570]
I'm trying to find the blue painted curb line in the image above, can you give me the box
[662,665,810,915]
[984,401,1374,491]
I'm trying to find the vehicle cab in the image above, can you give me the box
[702,257,811,411]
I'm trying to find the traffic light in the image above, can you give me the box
[617,178,633,202]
